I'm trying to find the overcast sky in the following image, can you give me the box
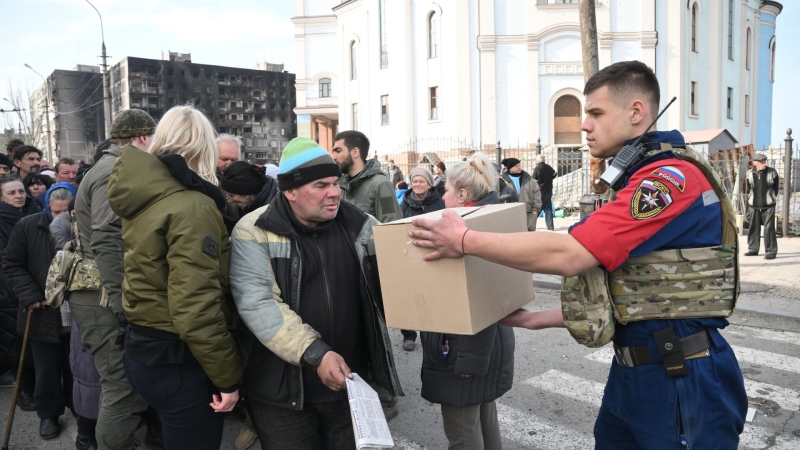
[1,0,797,147]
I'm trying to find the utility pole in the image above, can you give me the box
[24,64,53,159]
[579,0,606,196]
[86,0,112,139]
[783,129,793,238]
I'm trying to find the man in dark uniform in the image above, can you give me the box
[408,61,747,449]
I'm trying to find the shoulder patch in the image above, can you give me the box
[651,166,686,192]
[630,179,673,220]
[202,234,219,258]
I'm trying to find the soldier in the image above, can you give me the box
[71,109,163,450]
[409,61,747,449]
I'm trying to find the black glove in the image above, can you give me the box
[115,313,129,350]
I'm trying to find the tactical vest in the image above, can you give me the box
[562,145,739,348]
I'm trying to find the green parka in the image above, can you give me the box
[339,158,402,223]
[107,147,243,390]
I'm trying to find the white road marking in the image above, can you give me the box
[733,346,800,374]
[744,378,800,411]
[496,402,595,450]
[725,324,800,347]
[524,369,604,407]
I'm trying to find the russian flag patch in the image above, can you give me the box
[651,166,686,192]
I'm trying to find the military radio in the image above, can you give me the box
[599,96,677,191]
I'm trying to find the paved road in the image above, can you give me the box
[1,288,798,449]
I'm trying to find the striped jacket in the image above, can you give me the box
[229,196,403,409]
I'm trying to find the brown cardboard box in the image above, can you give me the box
[373,203,535,335]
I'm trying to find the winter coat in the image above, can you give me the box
[532,162,557,197]
[74,144,126,314]
[395,189,407,204]
[502,171,543,231]
[434,173,446,196]
[229,197,403,410]
[0,199,41,365]
[746,166,780,207]
[420,192,515,407]
[2,212,61,344]
[339,159,403,224]
[401,188,445,218]
[387,167,404,187]
[107,147,243,390]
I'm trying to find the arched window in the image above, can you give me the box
[691,4,698,52]
[428,12,438,59]
[554,95,581,145]
[350,42,357,80]
[769,38,776,82]
[319,78,331,98]
[746,27,752,70]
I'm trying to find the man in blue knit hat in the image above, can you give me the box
[229,137,402,450]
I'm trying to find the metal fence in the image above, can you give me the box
[375,137,798,234]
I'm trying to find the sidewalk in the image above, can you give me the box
[531,216,800,319]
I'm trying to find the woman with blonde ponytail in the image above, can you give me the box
[419,150,515,449]
[107,104,243,450]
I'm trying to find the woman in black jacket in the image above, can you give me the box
[400,167,445,219]
[3,182,77,441]
[0,178,41,405]
[220,161,278,234]
[420,152,514,450]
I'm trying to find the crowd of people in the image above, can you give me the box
[0,60,755,450]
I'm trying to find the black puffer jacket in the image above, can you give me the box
[400,188,445,218]
[2,212,61,344]
[0,200,42,363]
[419,191,515,407]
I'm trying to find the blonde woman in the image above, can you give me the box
[420,152,515,450]
[107,105,243,450]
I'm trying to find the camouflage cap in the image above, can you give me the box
[111,109,156,139]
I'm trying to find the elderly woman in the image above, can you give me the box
[420,152,515,450]
[108,105,243,450]
[398,167,446,351]
[3,182,80,441]
[0,177,40,408]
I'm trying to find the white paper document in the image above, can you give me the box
[346,373,394,449]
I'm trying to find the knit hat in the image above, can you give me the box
[752,153,767,162]
[409,167,434,188]
[277,137,342,190]
[111,109,156,139]
[501,158,521,170]
[0,153,11,168]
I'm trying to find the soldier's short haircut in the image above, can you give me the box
[54,158,76,174]
[583,60,660,113]
[334,130,370,162]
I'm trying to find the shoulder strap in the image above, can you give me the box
[70,210,82,254]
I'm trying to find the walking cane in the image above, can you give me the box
[2,308,33,450]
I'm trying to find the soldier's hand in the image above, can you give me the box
[316,351,352,391]
[500,308,565,330]
[409,210,470,261]
[114,313,129,349]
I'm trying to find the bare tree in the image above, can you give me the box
[2,81,50,158]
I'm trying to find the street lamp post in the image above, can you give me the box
[85,0,112,139]
[24,64,53,159]
[783,129,793,238]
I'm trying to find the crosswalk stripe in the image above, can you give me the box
[585,347,800,411]
[725,324,800,347]
[740,424,800,449]
[524,369,604,407]
[744,379,800,411]
[392,437,427,449]
[496,402,595,450]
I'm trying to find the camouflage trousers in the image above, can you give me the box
[70,291,148,450]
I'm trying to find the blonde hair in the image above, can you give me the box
[148,105,219,185]
[447,151,498,202]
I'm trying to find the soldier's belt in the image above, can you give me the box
[613,330,713,368]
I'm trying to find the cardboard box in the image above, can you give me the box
[373,203,535,335]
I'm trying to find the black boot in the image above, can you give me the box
[75,416,98,450]
[142,406,164,449]
[39,417,61,440]
[17,389,35,411]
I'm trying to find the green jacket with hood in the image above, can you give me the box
[339,158,402,223]
[107,147,243,390]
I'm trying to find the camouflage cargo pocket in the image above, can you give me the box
[561,267,616,348]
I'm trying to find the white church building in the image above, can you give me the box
[292,0,781,155]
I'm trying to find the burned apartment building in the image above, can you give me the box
[109,52,297,164]
[29,65,106,163]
